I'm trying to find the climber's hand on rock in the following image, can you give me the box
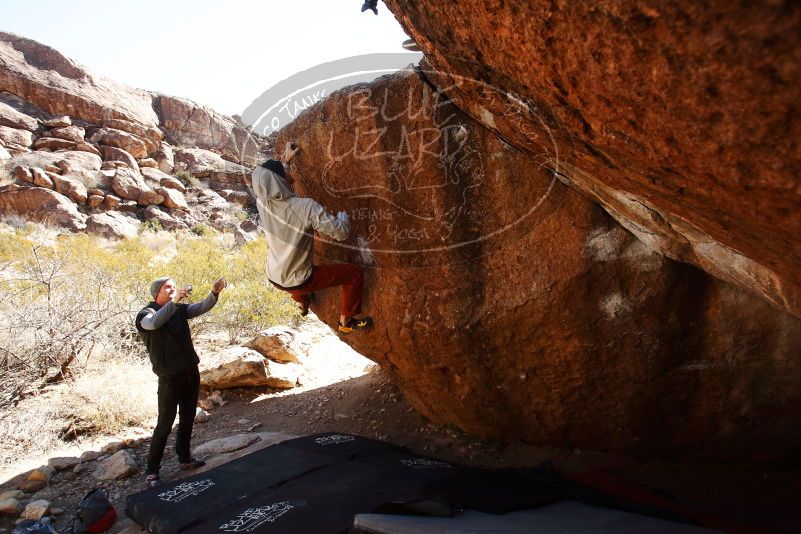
[283,141,300,162]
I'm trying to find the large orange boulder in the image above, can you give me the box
[277,70,801,459]
[0,184,86,230]
[383,1,801,319]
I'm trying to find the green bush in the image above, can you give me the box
[0,229,297,381]
[226,204,249,222]
[161,236,298,342]
[190,223,213,236]
[174,170,192,185]
[0,227,299,468]
[140,219,163,233]
[0,225,33,266]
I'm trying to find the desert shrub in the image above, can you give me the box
[0,230,155,386]
[159,235,298,341]
[0,351,157,469]
[59,353,157,439]
[225,203,249,222]
[190,223,214,236]
[187,176,210,189]
[0,224,34,265]
[173,170,192,185]
[67,171,99,191]
[0,227,300,469]
[0,233,152,384]
[0,167,14,187]
[140,219,163,233]
[0,228,296,396]
[212,239,298,342]
[0,391,64,469]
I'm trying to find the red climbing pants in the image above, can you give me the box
[273,264,364,318]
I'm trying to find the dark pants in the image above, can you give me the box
[277,264,364,318]
[146,368,200,474]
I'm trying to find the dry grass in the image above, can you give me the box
[60,353,158,438]
[0,352,157,472]
[70,171,100,191]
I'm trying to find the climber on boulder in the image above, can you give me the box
[251,142,372,335]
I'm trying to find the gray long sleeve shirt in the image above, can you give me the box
[251,166,350,287]
[139,291,218,330]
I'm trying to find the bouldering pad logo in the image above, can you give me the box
[158,479,215,503]
[400,458,453,469]
[218,501,296,532]
[314,433,356,446]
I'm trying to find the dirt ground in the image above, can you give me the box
[1,315,800,533]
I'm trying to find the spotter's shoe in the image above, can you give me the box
[146,473,160,488]
[338,316,373,335]
[179,459,206,470]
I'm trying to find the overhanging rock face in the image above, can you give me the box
[278,70,801,459]
[383,1,801,319]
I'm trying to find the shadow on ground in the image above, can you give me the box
[2,369,801,533]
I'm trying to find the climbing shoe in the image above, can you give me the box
[146,473,160,488]
[179,459,206,471]
[338,316,373,335]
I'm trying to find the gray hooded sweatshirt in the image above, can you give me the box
[251,166,350,287]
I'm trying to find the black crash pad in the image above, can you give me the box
[126,432,699,534]
[352,501,719,534]
[126,433,475,533]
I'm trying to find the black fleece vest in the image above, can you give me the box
[135,301,199,377]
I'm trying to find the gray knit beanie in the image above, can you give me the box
[149,276,172,298]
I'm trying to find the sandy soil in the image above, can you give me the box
[1,315,800,533]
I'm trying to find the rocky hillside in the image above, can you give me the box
[0,32,268,238]
[276,5,801,459]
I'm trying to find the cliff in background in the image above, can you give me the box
[0,32,268,238]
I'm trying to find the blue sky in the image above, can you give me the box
[0,0,413,115]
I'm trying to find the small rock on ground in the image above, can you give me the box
[17,480,46,493]
[94,450,138,481]
[195,409,210,423]
[193,434,260,456]
[27,467,54,483]
[0,499,21,516]
[79,451,101,463]
[47,457,79,471]
[21,500,50,521]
